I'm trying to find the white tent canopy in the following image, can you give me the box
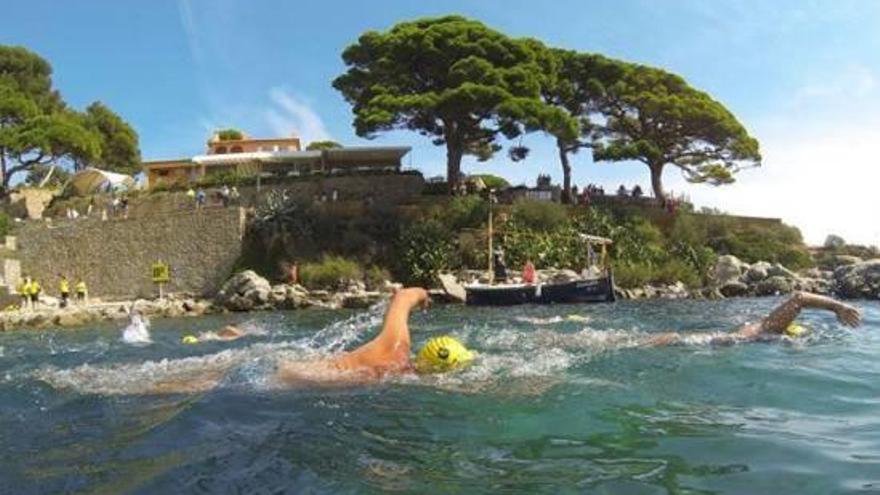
[68,168,136,196]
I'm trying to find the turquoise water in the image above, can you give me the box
[1,297,879,494]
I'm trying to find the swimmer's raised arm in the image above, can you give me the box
[757,291,862,335]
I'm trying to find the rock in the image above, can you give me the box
[833,259,880,299]
[745,261,772,283]
[767,263,798,280]
[341,291,382,309]
[719,281,749,298]
[833,255,863,266]
[709,255,747,286]
[54,309,92,327]
[755,276,793,296]
[217,270,271,305]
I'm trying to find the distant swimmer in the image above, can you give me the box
[532,291,863,350]
[121,307,151,344]
[641,291,861,346]
[181,324,268,344]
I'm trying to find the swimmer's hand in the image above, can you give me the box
[834,302,862,328]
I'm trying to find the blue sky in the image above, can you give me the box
[3,0,879,245]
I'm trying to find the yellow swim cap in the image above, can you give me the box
[785,323,808,338]
[415,336,475,373]
[181,335,199,345]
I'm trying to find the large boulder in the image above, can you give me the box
[767,263,799,280]
[755,276,793,296]
[217,271,271,301]
[719,281,750,298]
[745,261,772,283]
[834,259,880,299]
[709,255,747,286]
[216,270,272,310]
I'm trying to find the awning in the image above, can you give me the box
[68,168,137,196]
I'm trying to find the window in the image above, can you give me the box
[157,170,169,177]
[230,146,243,153]
[216,146,227,154]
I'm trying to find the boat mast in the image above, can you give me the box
[487,190,494,285]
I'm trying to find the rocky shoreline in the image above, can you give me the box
[1,259,877,332]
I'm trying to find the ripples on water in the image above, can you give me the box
[1,297,879,493]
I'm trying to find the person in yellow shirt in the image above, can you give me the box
[17,276,31,311]
[28,278,42,309]
[58,274,70,308]
[75,278,88,305]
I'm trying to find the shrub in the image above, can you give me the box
[422,181,448,195]
[612,261,654,288]
[443,196,488,230]
[216,128,244,141]
[0,211,11,237]
[365,265,392,290]
[299,256,363,290]
[510,200,568,232]
[394,219,458,286]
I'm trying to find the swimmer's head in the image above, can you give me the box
[785,323,809,338]
[414,336,475,373]
[181,335,199,345]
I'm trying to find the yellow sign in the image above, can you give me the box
[152,261,170,283]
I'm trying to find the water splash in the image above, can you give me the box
[121,313,152,345]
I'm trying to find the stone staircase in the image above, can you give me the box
[0,236,21,309]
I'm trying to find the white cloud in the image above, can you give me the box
[176,0,203,63]
[264,88,332,144]
[791,64,877,106]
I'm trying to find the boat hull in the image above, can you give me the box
[465,276,616,306]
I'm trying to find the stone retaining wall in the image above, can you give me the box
[16,207,246,300]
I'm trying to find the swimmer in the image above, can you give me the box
[121,306,151,344]
[151,288,473,393]
[182,325,248,344]
[640,291,861,346]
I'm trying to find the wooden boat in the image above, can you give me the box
[439,190,617,306]
[465,274,615,306]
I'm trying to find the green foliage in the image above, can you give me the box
[443,195,488,230]
[0,45,134,193]
[299,256,364,290]
[215,128,243,141]
[612,259,701,289]
[78,101,141,174]
[0,210,11,236]
[305,140,342,151]
[422,181,449,195]
[364,265,391,290]
[469,174,509,190]
[394,218,458,286]
[510,199,568,232]
[592,63,761,202]
[333,15,572,192]
[24,164,71,188]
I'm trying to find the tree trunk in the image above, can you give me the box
[649,162,666,206]
[557,138,572,204]
[446,140,463,195]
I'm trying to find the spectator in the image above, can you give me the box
[196,188,206,210]
[58,274,70,309]
[220,184,231,207]
[493,249,508,282]
[186,187,196,207]
[632,185,643,198]
[522,259,536,285]
[331,189,339,202]
[86,197,95,217]
[230,186,240,204]
[120,195,129,219]
[75,278,88,305]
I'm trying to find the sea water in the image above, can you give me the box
[0,297,878,494]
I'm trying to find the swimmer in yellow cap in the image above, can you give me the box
[644,291,861,346]
[275,287,476,383]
